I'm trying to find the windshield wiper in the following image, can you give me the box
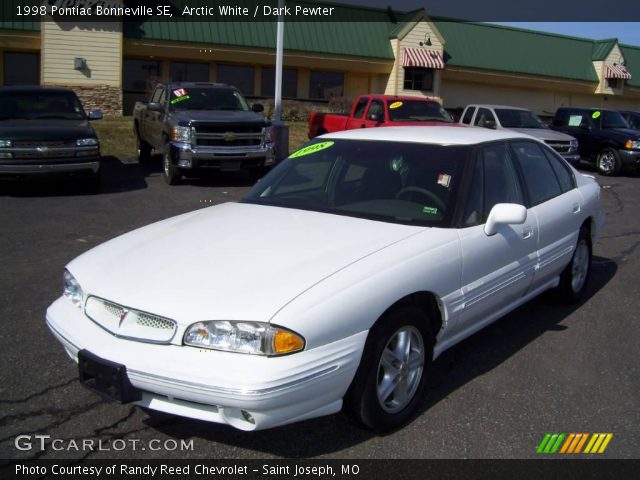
[33,114,79,120]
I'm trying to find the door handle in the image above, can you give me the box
[572,203,581,213]
[522,225,534,239]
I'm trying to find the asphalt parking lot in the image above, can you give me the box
[1,156,638,460]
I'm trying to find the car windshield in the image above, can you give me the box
[169,87,250,111]
[242,139,465,227]
[0,91,86,120]
[495,109,545,128]
[387,100,454,123]
[601,111,629,129]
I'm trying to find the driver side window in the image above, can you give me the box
[463,143,524,227]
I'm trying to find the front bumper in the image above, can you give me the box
[171,141,275,171]
[46,296,366,431]
[560,153,581,164]
[0,158,100,175]
[618,149,640,166]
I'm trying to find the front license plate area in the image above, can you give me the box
[78,350,142,404]
[219,160,241,171]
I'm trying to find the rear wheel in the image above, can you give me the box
[345,306,433,433]
[163,144,181,185]
[558,226,592,303]
[136,133,152,163]
[596,147,622,176]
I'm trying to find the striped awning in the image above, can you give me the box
[402,48,445,70]
[605,65,632,80]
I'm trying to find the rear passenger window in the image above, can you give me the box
[474,108,496,128]
[542,148,575,193]
[352,97,368,119]
[462,107,475,124]
[511,142,562,205]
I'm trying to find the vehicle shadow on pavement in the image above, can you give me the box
[143,256,617,458]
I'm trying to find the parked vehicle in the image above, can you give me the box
[459,104,580,165]
[619,110,640,130]
[47,126,604,433]
[551,107,640,175]
[308,95,454,138]
[133,82,274,185]
[0,86,102,183]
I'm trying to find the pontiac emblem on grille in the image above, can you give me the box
[118,309,129,326]
[223,132,237,142]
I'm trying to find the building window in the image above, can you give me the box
[403,67,434,91]
[217,64,255,96]
[169,62,209,82]
[261,67,298,98]
[123,58,162,114]
[3,52,40,86]
[607,78,620,89]
[309,71,344,100]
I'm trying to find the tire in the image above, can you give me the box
[345,306,433,433]
[558,226,592,303]
[596,147,622,176]
[162,143,181,185]
[136,135,152,163]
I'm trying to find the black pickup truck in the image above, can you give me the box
[133,82,275,185]
[0,86,102,182]
[551,107,640,175]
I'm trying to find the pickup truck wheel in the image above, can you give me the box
[345,306,432,433]
[597,148,622,176]
[137,136,152,163]
[558,226,592,303]
[163,144,181,185]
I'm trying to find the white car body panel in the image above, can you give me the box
[46,126,604,431]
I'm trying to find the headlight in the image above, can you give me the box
[63,270,84,309]
[0,139,11,148]
[76,138,98,147]
[625,139,640,150]
[183,320,305,356]
[263,126,274,143]
[171,126,192,143]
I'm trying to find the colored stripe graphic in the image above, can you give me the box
[537,433,613,454]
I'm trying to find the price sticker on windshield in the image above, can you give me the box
[173,88,187,97]
[592,111,601,119]
[290,141,334,158]
[389,101,403,109]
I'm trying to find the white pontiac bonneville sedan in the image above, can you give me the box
[47,126,604,433]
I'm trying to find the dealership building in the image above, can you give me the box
[1,0,639,116]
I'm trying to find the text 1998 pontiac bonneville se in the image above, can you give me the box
[46,126,604,432]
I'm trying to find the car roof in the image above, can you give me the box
[323,126,538,145]
[166,82,232,88]
[0,86,76,94]
[465,104,529,111]
[557,106,617,112]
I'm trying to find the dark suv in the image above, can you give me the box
[551,107,640,175]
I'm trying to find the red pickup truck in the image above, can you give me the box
[308,94,454,138]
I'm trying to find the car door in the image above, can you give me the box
[345,96,369,130]
[150,87,168,149]
[510,141,583,288]
[455,142,538,338]
[474,107,497,129]
[564,110,599,157]
[143,86,163,146]
[360,99,385,128]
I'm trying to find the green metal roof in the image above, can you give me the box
[620,45,640,87]
[433,21,600,83]
[591,39,617,61]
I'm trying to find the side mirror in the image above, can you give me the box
[252,103,264,113]
[148,102,163,113]
[579,122,592,131]
[484,203,527,236]
[88,110,103,120]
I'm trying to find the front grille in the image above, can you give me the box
[545,140,572,153]
[85,296,177,343]
[192,122,266,150]
[13,140,76,148]
[14,151,70,159]
[193,124,263,135]
[197,138,261,147]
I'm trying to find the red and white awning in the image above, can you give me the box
[402,48,445,70]
[605,65,632,80]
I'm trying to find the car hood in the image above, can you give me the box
[0,119,95,140]
[68,203,423,325]
[603,127,640,139]
[171,110,269,125]
[509,127,576,141]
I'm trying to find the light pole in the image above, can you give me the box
[273,0,289,160]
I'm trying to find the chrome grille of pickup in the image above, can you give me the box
[13,151,70,159]
[84,296,177,343]
[13,140,76,148]
[544,140,572,153]
[192,123,265,148]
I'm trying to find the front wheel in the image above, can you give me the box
[163,144,181,185]
[558,226,592,303]
[596,148,622,176]
[345,306,433,433]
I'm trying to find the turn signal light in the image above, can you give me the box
[273,329,305,354]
